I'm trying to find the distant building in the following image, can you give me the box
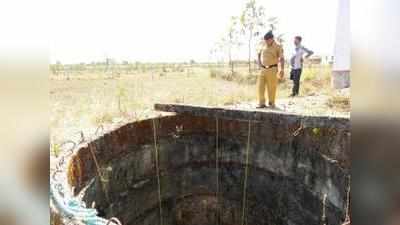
[332,0,350,89]
[306,55,322,65]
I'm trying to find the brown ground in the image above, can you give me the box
[50,66,349,155]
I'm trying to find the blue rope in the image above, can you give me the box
[50,182,119,225]
[50,133,121,225]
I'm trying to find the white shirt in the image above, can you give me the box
[290,45,313,69]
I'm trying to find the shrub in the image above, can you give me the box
[92,112,114,126]
[209,69,223,78]
[327,95,350,111]
[209,69,216,78]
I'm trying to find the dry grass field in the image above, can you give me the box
[50,64,349,154]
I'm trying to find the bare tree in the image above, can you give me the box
[211,40,226,67]
[239,0,266,75]
[267,17,284,44]
[226,16,242,75]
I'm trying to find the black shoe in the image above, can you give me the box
[289,94,295,97]
[256,104,266,109]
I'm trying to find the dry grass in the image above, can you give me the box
[327,95,351,111]
[50,64,345,148]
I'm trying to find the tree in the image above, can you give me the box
[239,0,266,75]
[226,16,242,75]
[267,17,284,44]
[209,48,217,64]
[211,40,226,66]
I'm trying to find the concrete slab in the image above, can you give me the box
[154,103,350,130]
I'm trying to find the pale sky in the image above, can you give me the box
[50,0,338,63]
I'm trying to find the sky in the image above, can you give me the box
[50,0,338,64]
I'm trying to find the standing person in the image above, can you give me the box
[257,31,285,108]
[289,36,314,97]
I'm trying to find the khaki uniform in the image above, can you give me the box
[257,41,283,105]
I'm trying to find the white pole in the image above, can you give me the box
[332,0,351,89]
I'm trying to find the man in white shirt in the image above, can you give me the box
[289,36,313,96]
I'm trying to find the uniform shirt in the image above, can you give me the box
[290,45,313,69]
[259,41,284,67]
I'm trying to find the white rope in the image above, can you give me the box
[322,193,327,225]
[215,117,220,225]
[241,120,251,225]
[50,131,122,225]
[152,119,163,225]
[106,217,122,225]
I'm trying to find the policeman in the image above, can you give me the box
[257,31,285,108]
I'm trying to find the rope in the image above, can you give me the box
[88,144,110,202]
[292,123,304,137]
[50,133,122,225]
[106,217,122,225]
[152,118,163,225]
[50,151,120,225]
[241,120,251,225]
[50,182,121,225]
[321,194,327,225]
[95,125,104,136]
[60,140,76,159]
[215,117,220,225]
[344,176,351,223]
[78,131,86,144]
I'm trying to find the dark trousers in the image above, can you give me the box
[290,68,302,95]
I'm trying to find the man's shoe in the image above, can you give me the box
[256,104,266,109]
[268,103,276,108]
[289,94,295,97]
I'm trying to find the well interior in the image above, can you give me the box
[67,108,350,225]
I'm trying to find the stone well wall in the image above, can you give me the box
[66,107,350,225]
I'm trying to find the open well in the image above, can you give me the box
[65,104,350,225]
